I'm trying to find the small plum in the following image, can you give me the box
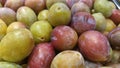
[78,30,112,62]
[71,2,90,15]
[51,25,78,51]
[51,50,85,68]
[28,43,55,68]
[71,12,96,35]
[79,0,93,8]
[38,10,49,21]
[66,0,80,8]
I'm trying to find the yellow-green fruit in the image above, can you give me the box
[94,0,113,17]
[109,1,116,9]
[38,10,49,21]
[16,6,37,28]
[104,19,116,32]
[48,2,71,27]
[46,0,66,9]
[92,13,106,32]
[30,20,52,43]
[7,22,26,33]
[0,62,22,68]
[0,19,7,40]
[0,28,34,62]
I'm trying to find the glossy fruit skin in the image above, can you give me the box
[108,27,120,49]
[38,10,49,21]
[78,30,112,62]
[0,7,16,25]
[16,6,37,28]
[71,2,90,15]
[48,2,71,27]
[28,43,55,68]
[46,0,66,9]
[7,22,26,33]
[66,0,80,8]
[0,28,34,62]
[25,0,46,14]
[79,0,93,8]
[51,50,85,68]
[51,25,78,51]
[71,12,96,35]
[0,62,22,68]
[30,21,53,43]
[94,0,113,17]
[4,0,24,11]
[109,9,120,25]
[0,19,7,40]
[92,13,107,32]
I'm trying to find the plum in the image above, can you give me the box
[51,25,78,51]
[0,0,6,6]
[16,6,37,28]
[48,2,71,27]
[78,30,112,62]
[25,0,46,14]
[0,28,34,62]
[38,10,49,21]
[0,19,7,40]
[7,22,26,33]
[92,13,107,32]
[66,0,80,8]
[94,0,113,17]
[71,2,90,15]
[79,0,93,9]
[4,0,24,11]
[71,12,96,35]
[51,50,85,68]
[108,27,120,49]
[46,0,66,9]
[30,20,53,43]
[109,9,120,25]
[28,43,55,68]
[0,7,16,25]
[0,62,22,68]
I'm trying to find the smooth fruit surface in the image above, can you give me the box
[0,28,34,62]
[38,10,49,21]
[51,50,85,68]
[0,62,22,68]
[48,2,71,27]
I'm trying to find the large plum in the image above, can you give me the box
[109,9,120,25]
[4,0,24,11]
[51,50,85,68]
[71,2,90,15]
[28,43,55,68]
[92,13,107,32]
[0,7,16,25]
[46,0,66,9]
[51,25,78,51]
[48,2,71,27]
[71,12,96,35]
[16,6,37,28]
[25,0,46,14]
[108,27,120,49]
[38,10,49,21]
[0,28,34,62]
[94,0,113,17]
[78,30,112,62]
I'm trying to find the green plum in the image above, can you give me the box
[38,10,49,21]
[94,0,113,17]
[0,62,22,68]
[16,6,37,28]
[0,28,34,62]
[0,19,7,40]
[30,20,53,43]
[92,13,107,32]
[46,0,66,9]
[48,2,71,27]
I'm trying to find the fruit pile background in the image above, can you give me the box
[0,0,120,68]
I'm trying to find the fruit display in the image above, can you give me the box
[0,0,120,68]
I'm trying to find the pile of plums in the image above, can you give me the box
[0,0,120,68]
